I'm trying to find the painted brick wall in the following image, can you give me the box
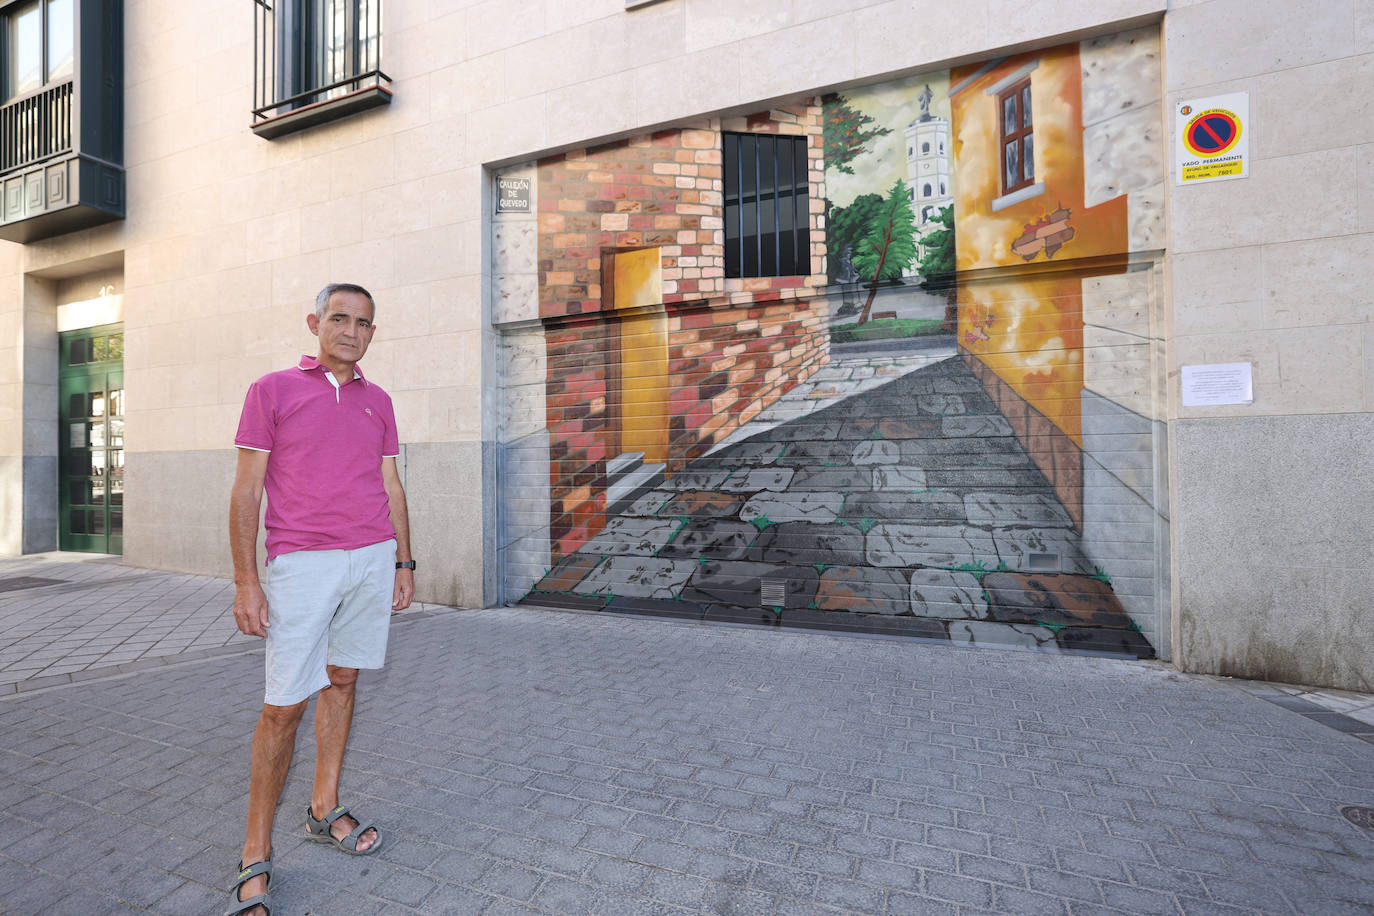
[538,105,830,558]
[666,301,827,471]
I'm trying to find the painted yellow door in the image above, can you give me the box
[612,247,668,464]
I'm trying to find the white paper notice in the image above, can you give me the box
[1181,362,1253,406]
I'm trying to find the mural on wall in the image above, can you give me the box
[496,27,1166,658]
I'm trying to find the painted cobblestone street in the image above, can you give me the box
[1,598,1373,915]
[526,353,1155,658]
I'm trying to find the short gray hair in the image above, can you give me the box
[315,282,376,319]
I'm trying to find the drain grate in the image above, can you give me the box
[0,576,65,594]
[1340,806,1374,832]
[760,579,786,607]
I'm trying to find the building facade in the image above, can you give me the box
[0,0,1370,691]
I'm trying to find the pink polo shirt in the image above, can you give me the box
[235,355,400,563]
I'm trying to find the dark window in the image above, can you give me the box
[278,0,378,104]
[3,0,70,101]
[0,0,74,173]
[999,78,1034,194]
[253,0,390,138]
[723,132,810,279]
[921,141,929,154]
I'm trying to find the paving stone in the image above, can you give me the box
[850,440,902,465]
[942,415,1014,438]
[865,523,998,568]
[787,467,873,492]
[775,607,948,640]
[964,492,1074,528]
[658,520,758,561]
[740,492,844,525]
[702,441,786,466]
[1057,624,1156,658]
[579,518,684,557]
[768,417,844,442]
[909,568,988,618]
[748,523,865,567]
[925,467,1025,489]
[917,394,966,416]
[843,491,967,524]
[878,416,944,439]
[839,416,884,438]
[982,572,1133,629]
[993,529,1091,573]
[772,440,855,467]
[661,469,733,490]
[719,468,795,492]
[814,567,910,614]
[621,491,674,516]
[681,561,819,610]
[949,620,1062,650]
[872,465,927,491]
[658,491,744,519]
[577,556,699,600]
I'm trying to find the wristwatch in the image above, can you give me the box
[395,561,416,570]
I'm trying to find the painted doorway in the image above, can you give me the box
[611,247,668,464]
[58,324,124,554]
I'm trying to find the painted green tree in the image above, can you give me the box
[823,94,892,175]
[825,192,883,284]
[852,179,918,325]
[917,205,958,330]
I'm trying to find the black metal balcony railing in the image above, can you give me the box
[252,0,391,136]
[0,80,74,174]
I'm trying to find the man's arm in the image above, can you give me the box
[382,456,414,611]
[230,448,272,637]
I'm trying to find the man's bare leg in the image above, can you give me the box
[309,665,378,850]
[236,700,307,914]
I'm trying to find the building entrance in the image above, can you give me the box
[57,324,124,554]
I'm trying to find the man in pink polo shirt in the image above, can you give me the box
[226,282,414,916]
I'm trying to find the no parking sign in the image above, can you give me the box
[1175,92,1248,184]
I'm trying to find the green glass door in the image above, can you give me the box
[58,325,124,554]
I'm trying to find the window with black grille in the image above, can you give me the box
[723,133,810,278]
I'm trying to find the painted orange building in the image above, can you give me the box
[949,43,1133,524]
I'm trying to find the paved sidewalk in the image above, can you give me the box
[0,563,1371,914]
[0,553,443,694]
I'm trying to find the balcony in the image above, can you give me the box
[251,0,392,140]
[0,0,124,244]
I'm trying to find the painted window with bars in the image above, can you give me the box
[723,132,810,279]
[999,78,1034,194]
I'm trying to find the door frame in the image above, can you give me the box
[57,322,124,554]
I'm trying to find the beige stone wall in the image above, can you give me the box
[1165,0,1374,689]
[3,0,1364,686]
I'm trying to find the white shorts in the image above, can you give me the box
[262,539,396,706]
